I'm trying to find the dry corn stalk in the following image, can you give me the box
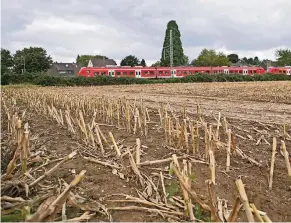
[226,129,231,172]
[209,150,215,184]
[29,151,77,187]
[160,172,168,205]
[109,132,121,157]
[250,203,264,222]
[269,137,277,190]
[172,155,210,212]
[236,179,254,222]
[281,140,291,181]
[136,138,141,166]
[227,197,241,222]
[181,159,195,221]
[216,112,221,140]
[26,170,86,222]
[94,125,104,154]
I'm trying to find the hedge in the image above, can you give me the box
[1,72,290,86]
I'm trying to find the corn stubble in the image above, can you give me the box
[1,86,290,222]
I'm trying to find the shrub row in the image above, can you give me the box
[1,73,290,86]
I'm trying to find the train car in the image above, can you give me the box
[78,66,158,79]
[78,65,273,79]
[268,66,291,75]
[79,67,109,77]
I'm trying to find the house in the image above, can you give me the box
[48,63,78,76]
[87,58,117,67]
[259,60,278,71]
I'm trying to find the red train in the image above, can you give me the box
[78,65,291,79]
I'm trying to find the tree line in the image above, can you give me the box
[1,19,291,75]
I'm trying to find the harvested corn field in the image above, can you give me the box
[1,81,291,222]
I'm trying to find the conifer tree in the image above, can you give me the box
[160,20,186,66]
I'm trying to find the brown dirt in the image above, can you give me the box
[52,81,291,125]
[1,82,291,222]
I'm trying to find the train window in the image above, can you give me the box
[116,72,121,75]
[184,71,187,74]
[94,72,99,76]
[150,71,154,75]
[144,71,149,74]
[130,72,134,75]
[87,70,90,74]
[101,72,106,76]
[189,71,192,75]
[159,71,163,74]
[165,71,169,74]
[122,72,127,75]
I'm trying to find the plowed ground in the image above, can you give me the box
[1,81,291,222]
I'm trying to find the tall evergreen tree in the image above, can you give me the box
[140,59,146,67]
[160,20,186,66]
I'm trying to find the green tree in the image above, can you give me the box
[193,49,231,68]
[151,61,161,67]
[190,59,196,66]
[275,48,291,66]
[120,55,140,67]
[76,55,109,66]
[13,47,52,74]
[183,55,189,65]
[140,59,146,67]
[227,54,239,63]
[1,48,14,74]
[215,52,232,66]
[241,57,248,64]
[247,58,254,65]
[253,56,260,65]
[160,20,186,66]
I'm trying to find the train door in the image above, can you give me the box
[171,69,176,78]
[224,69,229,74]
[243,69,248,76]
[287,69,291,75]
[108,70,115,77]
[135,70,141,78]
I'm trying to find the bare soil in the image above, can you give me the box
[1,81,291,222]
[53,81,291,125]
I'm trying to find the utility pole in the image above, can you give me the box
[23,56,26,74]
[169,29,173,77]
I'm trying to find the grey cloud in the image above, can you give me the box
[1,0,291,63]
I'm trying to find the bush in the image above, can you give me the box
[1,72,290,86]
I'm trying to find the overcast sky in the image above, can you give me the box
[2,0,291,65]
